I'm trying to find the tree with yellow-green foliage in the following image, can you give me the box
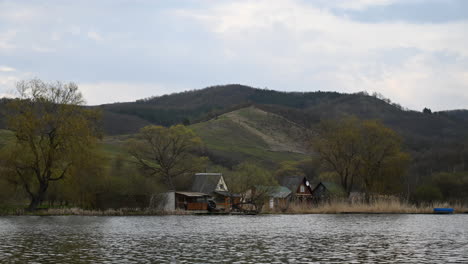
[312,117,410,200]
[358,120,410,199]
[127,125,206,191]
[3,79,101,211]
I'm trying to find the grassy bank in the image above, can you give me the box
[0,207,192,216]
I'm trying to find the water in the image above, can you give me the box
[0,214,467,263]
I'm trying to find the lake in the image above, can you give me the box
[0,214,467,263]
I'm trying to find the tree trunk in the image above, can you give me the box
[165,174,175,191]
[28,196,42,211]
[27,182,48,211]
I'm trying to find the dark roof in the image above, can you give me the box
[175,191,209,197]
[280,176,306,193]
[190,173,223,194]
[312,182,346,196]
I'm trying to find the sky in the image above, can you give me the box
[0,0,467,110]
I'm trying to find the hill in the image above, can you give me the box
[95,85,468,154]
[3,85,468,145]
[1,84,468,179]
[98,106,309,169]
[95,85,343,134]
[100,85,468,181]
[191,106,308,167]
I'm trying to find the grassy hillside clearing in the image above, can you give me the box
[191,106,308,167]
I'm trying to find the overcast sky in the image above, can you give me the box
[1,0,467,110]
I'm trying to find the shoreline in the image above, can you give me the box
[2,199,467,216]
[1,208,467,216]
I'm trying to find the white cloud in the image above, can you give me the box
[0,70,35,98]
[0,30,17,50]
[87,31,103,42]
[0,92,13,99]
[175,0,468,110]
[0,75,19,97]
[79,82,178,105]
[0,66,16,72]
[0,2,42,23]
[31,46,55,53]
[68,26,81,36]
[328,0,408,10]
[178,0,468,55]
[51,32,61,41]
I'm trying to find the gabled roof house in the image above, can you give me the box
[280,176,314,201]
[190,173,234,211]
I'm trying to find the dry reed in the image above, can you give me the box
[281,197,468,214]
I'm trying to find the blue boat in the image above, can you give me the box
[433,208,454,214]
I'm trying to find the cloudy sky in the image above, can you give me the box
[0,0,467,110]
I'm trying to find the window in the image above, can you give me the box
[300,185,305,193]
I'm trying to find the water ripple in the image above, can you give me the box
[0,214,467,263]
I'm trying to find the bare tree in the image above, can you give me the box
[127,125,206,190]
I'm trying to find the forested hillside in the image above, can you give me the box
[2,85,468,176]
[95,85,343,134]
[1,85,468,207]
[97,85,468,151]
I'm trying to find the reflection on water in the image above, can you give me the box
[0,214,467,263]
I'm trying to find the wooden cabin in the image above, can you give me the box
[190,173,239,211]
[153,191,211,211]
[280,176,314,202]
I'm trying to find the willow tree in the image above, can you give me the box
[312,117,363,196]
[358,120,410,199]
[312,117,409,199]
[5,79,100,210]
[127,125,206,190]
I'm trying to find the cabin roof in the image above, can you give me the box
[280,176,304,193]
[175,191,209,197]
[190,173,224,194]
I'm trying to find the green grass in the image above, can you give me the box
[191,110,307,166]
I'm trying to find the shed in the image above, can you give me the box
[190,173,236,211]
[152,191,211,211]
[264,185,292,210]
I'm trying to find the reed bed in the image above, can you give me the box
[281,198,468,214]
[2,198,467,215]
